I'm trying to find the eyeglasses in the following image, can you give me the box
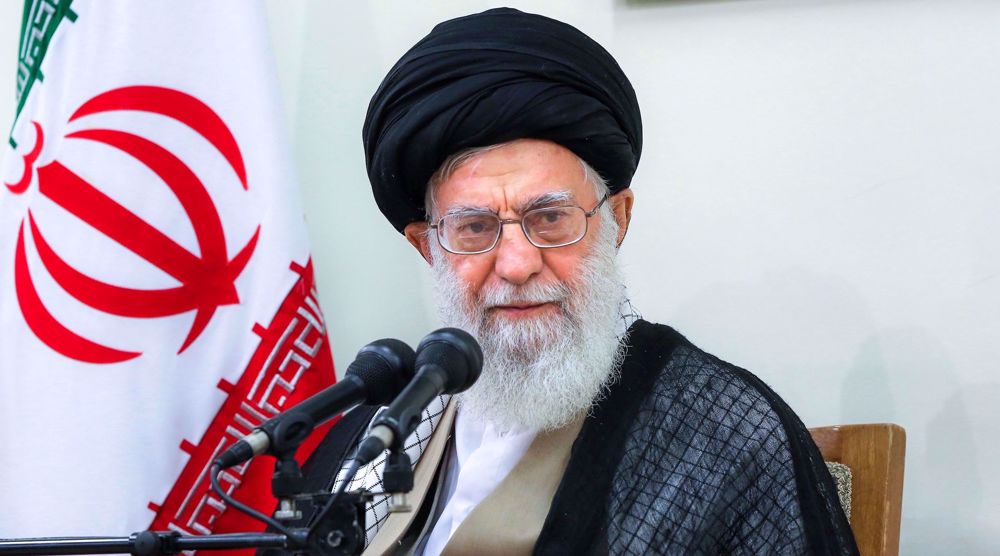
[429,194,610,255]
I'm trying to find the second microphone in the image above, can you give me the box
[354,328,483,466]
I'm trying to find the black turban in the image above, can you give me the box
[363,7,643,233]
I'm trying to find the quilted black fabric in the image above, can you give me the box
[537,320,858,555]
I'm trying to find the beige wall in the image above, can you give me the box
[3,1,999,552]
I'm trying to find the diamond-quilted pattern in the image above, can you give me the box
[607,346,810,554]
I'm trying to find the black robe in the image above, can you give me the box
[290,320,858,554]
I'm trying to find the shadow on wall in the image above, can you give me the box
[842,328,991,553]
[663,266,998,554]
[907,384,998,553]
[665,266,877,425]
[841,337,896,422]
[286,0,437,365]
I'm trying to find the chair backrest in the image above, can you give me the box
[809,423,906,556]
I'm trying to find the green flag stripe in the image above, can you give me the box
[9,0,77,147]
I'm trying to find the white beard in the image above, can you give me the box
[430,214,627,433]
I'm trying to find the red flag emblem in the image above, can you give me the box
[7,86,259,364]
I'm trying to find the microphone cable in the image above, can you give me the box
[209,462,295,537]
[306,449,366,535]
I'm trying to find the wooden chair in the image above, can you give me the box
[808,423,906,556]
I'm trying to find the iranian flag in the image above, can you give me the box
[0,0,336,543]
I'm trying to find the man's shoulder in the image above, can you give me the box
[606,320,857,554]
[626,319,792,448]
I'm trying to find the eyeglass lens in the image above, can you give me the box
[439,206,588,254]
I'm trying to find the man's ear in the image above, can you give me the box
[610,189,634,246]
[404,221,434,265]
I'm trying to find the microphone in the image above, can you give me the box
[354,328,482,466]
[214,338,416,469]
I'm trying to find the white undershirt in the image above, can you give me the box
[419,408,537,556]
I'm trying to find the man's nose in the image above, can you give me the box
[493,223,543,285]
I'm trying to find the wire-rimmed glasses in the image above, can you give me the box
[429,194,610,255]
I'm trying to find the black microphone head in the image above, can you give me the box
[415,328,483,394]
[346,338,416,405]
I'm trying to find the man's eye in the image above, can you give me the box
[529,208,570,228]
[454,217,495,235]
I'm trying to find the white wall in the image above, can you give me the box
[3,1,998,553]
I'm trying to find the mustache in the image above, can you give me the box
[478,280,573,310]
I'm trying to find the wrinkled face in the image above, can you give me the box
[421,139,617,319]
[404,139,635,431]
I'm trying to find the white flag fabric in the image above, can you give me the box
[0,0,336,539]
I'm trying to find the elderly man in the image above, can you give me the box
[298,8,857,555]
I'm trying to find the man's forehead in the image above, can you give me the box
[434,140,590,211]
[441,190,576,217]
[454,140,576,176]
[436,177,587,215]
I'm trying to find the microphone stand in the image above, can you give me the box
[381,448,414,513]
[0,482,371,556]
[0,432,376,555]
[0,531,289,555]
